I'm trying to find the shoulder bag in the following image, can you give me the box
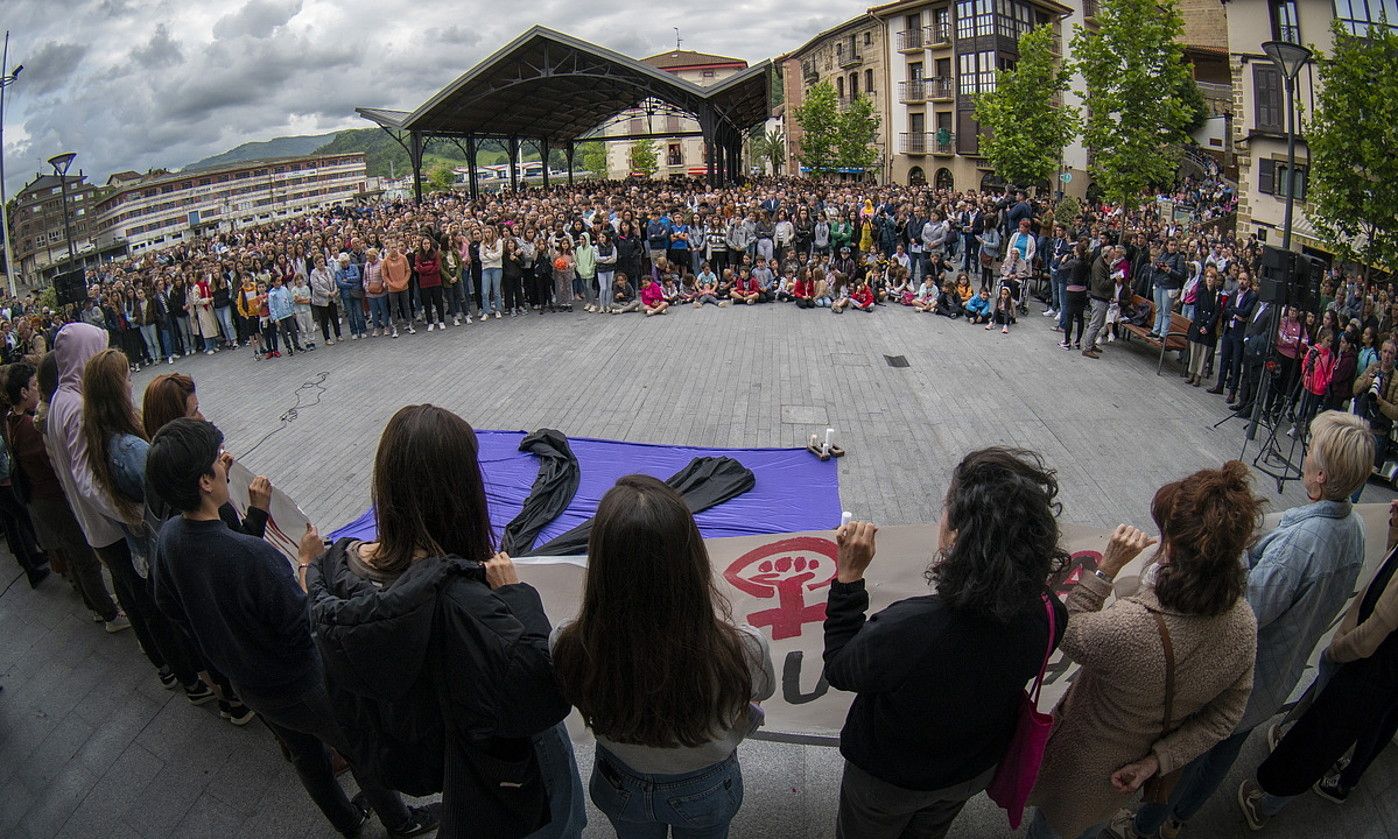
[1141,610,1183,804]
[986,594,1058,829]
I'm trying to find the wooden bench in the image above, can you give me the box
[1120,294,1193,376]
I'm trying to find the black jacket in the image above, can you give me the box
[1190,289,1222,345]
[307,543,569,836]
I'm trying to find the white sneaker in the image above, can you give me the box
[391,329,399,338]
[466,315,473,324]
[351,334,358,340]
[495,311,502,319]
[1107,333,1116,342]
[325,339,334,346]
[167,357,175,365]
[407,326,416,334]
[1043,309,1057,317]
[454,317,461,326]
[427,323,435,332]
[105,613,132,634]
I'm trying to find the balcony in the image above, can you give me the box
[897,28,924,52]
[1082,0,1101,21]
[838,50,863,68]
[1196,80,1233,115]
[900,132,929,155]
[932,131,956,155]
[899,80,927,103]
[927,77,954,99]
[802,63,818,83]
[926,21,951,45]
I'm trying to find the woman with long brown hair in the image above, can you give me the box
[552,474,775,839]
[306,404,583,839]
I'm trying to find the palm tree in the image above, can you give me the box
[749,129,787,176]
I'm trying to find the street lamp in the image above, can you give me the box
[1260,39,1312,250]
[0,30,23,297]
[48,152,77,271]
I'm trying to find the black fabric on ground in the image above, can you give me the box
[530,456,756,556]
[501,429,580,557]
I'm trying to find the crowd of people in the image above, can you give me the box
[0,174,1395,839]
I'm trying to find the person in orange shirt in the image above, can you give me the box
[382,242,413,338]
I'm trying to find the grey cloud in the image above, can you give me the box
[130,24,182,68]
[211,0,304,39]
[19,41,89,95]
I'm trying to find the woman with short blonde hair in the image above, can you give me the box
[1306,411,1375,501]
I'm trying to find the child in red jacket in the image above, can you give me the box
[850,281,875,313]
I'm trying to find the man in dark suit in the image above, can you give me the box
[959,204,983,272]
[1210,275,1257,401]
[1232,297,1278,417]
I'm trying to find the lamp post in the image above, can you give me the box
[0,31,23,297]
[1246,40,1312,443]
[47,152,77,274]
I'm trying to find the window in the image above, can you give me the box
[1270,0,1301,42]
[1257,159,1308,198]
[668,144,683,166]
[837,76,845,98]
[1253,64,1284,133]
[866,68,874,93]
[911,112,926,133]
[850,73,859,97]
[907,13,920,29]
[935,57,951,79]
[958,51,997,95]
[996,0,1034,41]
[1334,0,1398,34]
[956,0,995,38]
[909,61,924,81]
[702,68,715,78]
[865,31,873,45]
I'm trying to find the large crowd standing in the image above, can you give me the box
[0,175,1396,839]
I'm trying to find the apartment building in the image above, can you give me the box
[602,49,749,180]
[10,171,104,281]
[90,153,367,254]
[777,14,891,179]
[1222,0,1393,256]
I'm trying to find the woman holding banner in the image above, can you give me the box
[552,474,776,839]
[1027,461,1261,839]
[822,447,1069,839]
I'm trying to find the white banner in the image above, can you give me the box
[224,459,1392,745]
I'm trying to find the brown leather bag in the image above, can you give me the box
[1142,610,1183,804]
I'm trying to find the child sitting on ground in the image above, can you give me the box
[678,274,698,305]
[606,272,640,314]
[965,288,992,324]
[640,276,669,316]
[955,272,975,306]
[694,271,723,308]
[731,268,762,304]
[935,279,963,318]
[850,281,876,313]
[662,275,680,305]
[911,278,938,312]
[814,271,835,308]
[989,286,1016,334]
[793,268,816,309]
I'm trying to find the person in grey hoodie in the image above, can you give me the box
[45,323,209,701]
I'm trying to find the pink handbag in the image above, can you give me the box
[985,594,1059,829]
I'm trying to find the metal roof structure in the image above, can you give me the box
[357,26,772,200]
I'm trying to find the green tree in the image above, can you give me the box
[576,141,608,177]
[835,95,881,173]
[1072,0,1193,209]
[629,139,658,176]
[749,128,787,175]
[427,162,456,192]
[1307,20,1398,275]
[795,80,840,175]
[974,25,1078,189]
[1176,69,1209,133]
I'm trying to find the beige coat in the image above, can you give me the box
[1029,572,1256,837]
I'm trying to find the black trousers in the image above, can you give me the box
[421,285,446,324]
[239,683,411,835]
[1258,658,1398,796]
[312,302,340,341]
[94,539,198,684]
[1218,333,1244,390]
[0,484,45,582]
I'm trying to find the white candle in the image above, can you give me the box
[824,428,834,450]
[810,433,819,448]
[841,511,853,527]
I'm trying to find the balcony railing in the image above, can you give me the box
[926,21,952,44]
[926,77,954,99]
[899,80,927,103]
[897,28,924,51]
[901,132,929,155]
[932,131,955,155]
[1083,0,1101,20]
[838,50,863,68]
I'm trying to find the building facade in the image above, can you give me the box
[1223,0,1392,257]
[10,171,103,281]
[602,50,748,180]
[777,14,891,180]
[91,152,367,254]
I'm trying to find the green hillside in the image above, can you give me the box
[186,133,339,170]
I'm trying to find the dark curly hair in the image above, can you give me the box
[930,447,1069,622]
[1150,460,1259,617]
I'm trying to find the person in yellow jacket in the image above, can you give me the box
[234,274,263,357]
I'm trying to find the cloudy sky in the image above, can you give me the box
[1,0,846,196]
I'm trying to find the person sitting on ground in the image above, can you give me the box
[793,268,816,310]
[955,272,975,306]
[813,271,834,309]
[731,268,761,305]
[965,289,992,325]
[831,276,852,314]
[823,448,1067,839]
[639,276,669,317]
[694,271,722,308]
[305,405,583,839]
[850,280,876,313]
[935,279,963,319]
[145,417,437,838]
[553,475,774,839]
[910,277,938,312]
[1030,461,1261,839]
[989,286,1016,334]
[888,267,912,303]
[606,272,640,315]
[661,275,680,306]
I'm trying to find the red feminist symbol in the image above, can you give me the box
[724,536,839,640]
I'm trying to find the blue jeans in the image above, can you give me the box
[216,305,237,345]
[1133,727,1251,834]
[528,723,586,839]
[590,747,743,839]
[444,282,469,318]
[367,296,391,329]
[1153,286,1175,336]
[481,267,504,315]
[1025,809,1103,839]
[1052,274,1067,316]
[158,327,173,358]
[340,290,366,336]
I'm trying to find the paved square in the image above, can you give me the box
[2,302,1394,838]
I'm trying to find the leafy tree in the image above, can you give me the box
[576,141,608,177]
[1176,69,1209,133]
[427,162,456,192]
[974,25,1078,190]
[749,128,787,175]
[1306,19,1398,276]
[629,139,658,176]
[835,95,881,173]
[795,80,840,175]
[1072,0,1193,209]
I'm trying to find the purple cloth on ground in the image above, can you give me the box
[327,430,842,548]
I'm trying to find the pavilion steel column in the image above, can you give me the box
[466,135,480,201]
[410,131,425,204]
[508,137,520,192]
[541,138,551,188]
[566,141,575,186]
